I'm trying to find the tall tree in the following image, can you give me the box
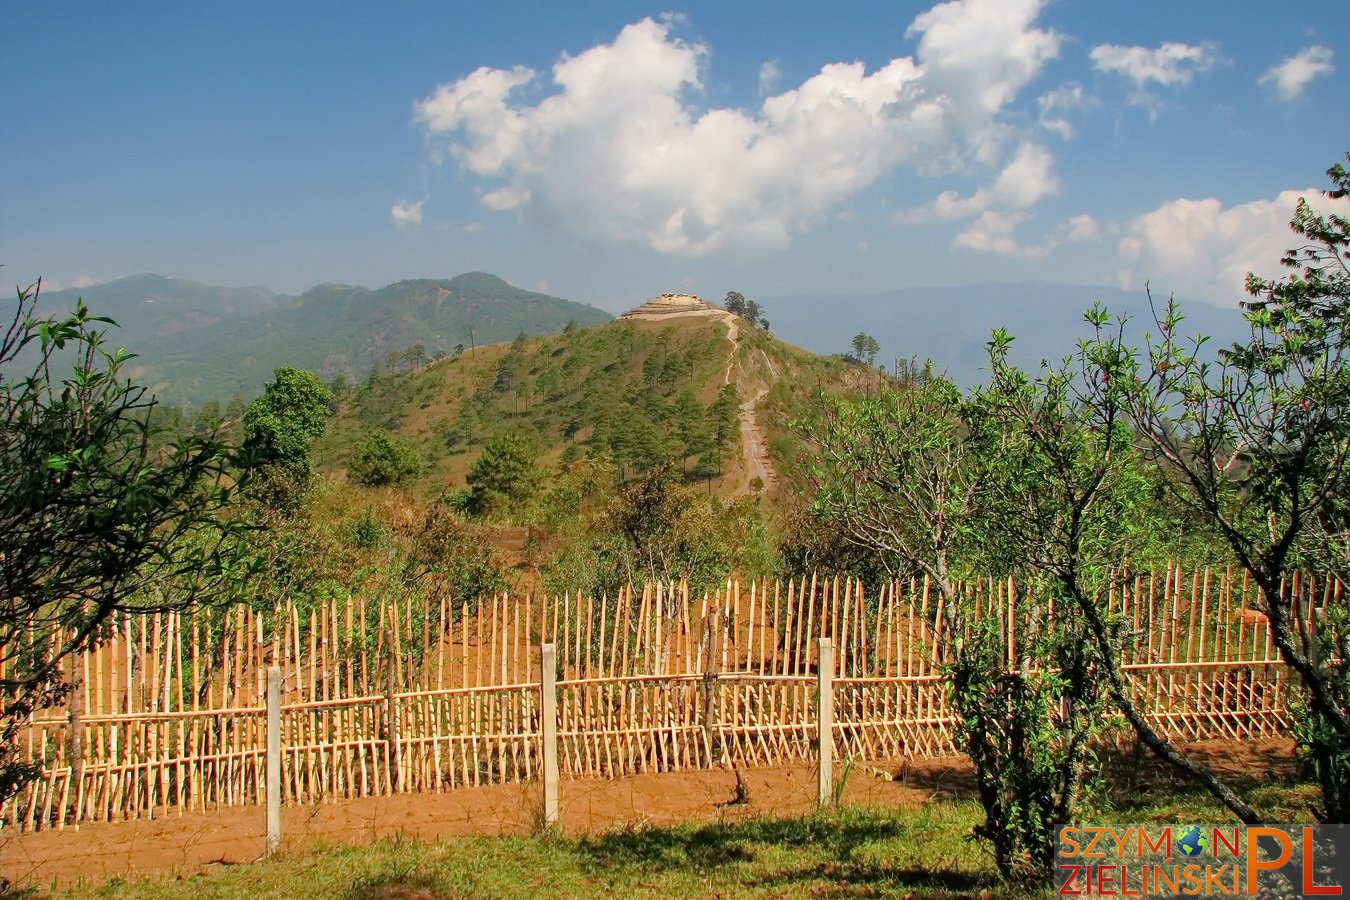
[465,433,541,515]
[850,332,881,365]
[242,366,333,478]
[1101,154,1350,821]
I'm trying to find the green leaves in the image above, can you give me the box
[1,281,242,803]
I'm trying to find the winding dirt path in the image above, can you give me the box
[721,318,774,491]
[624,307,775,493]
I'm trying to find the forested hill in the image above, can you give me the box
[105,273,611,404]
[314,305,879,503]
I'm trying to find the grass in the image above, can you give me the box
[12,773,1317,900]
[26,804,996,900]
[8,742,1314,899]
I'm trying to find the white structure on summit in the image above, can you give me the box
[621,293,709,317]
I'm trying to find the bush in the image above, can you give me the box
[347,509,389,548]
[950,596,1109,884]
[347,429,423,487]
[465,433,540,516]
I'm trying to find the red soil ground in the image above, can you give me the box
[1,740,1298,890]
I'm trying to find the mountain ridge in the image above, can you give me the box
[47,274,613,405]
[762,281,1250,386]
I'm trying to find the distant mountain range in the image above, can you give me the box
[24,274,1253,404]
[35,274,286,340]
[32,273,611,405]
[762,282,1251,386]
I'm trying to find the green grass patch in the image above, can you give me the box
[23,774,1316,900]
[33,804,1008,900]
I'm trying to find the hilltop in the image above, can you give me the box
[316,293,878,504]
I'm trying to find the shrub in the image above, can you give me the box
[347,429,423,487]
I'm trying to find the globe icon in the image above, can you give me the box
[1176,826,1208,858]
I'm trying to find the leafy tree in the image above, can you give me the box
[744,299,764,328]
[800,369,1114,882]
[465,433,541,515]
[724,291,746,317]
[347,429,424,487]
[0,285,242,803]
[1097,154,1350,821]
[975,323,1260,826]
[192,399,223,436]
[403,344,428,370]
[710,383,740,450]
[850,332,881,366]
[327,371,352,399]
[242,366,333,478]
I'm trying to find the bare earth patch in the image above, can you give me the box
[0,740,1296,889]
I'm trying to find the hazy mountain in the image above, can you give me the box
[32,274,287,342]
[762,282,1251,386]
[127,273,611,404]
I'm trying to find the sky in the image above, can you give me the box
[3,0,1347,313]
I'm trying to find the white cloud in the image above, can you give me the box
[905,141,1059,222]
[391,198,425,227]
[953,210,1098,258]
[1037,83,1089,139]
[1090,41,1220,88]
[72,275,97,289]
[1259,45,1334,100]
[1057,213,1100,243]
[412,2,1060,256]
[955,210,1032,256]
[1114,188,1350,302]
[758,60,782,96]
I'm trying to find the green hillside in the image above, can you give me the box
[125,273,611,405]
[315,308,878,502]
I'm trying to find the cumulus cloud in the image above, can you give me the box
[758,60,782,96]
[1056,213,1100,243]
[904,141,1059,222]
[1037,83,1089,139]
[412,2,1060,255]
[954,210,1098,258]
[1114,189,1350,301]
[955,211,1031,255]
[1259,45,1335,100]
[1090,41,1220,87]
[391,198,425,227]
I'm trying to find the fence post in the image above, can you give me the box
[67,648,84,829]
[266,666,281,856]
[701,608,723,767]
[541,643,559,828]
[817,638,833,808]
[384,653,400,793]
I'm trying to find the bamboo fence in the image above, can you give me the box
[1,564,1321,832]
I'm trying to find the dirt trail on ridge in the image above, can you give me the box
[721,317,774,491]
[623,307,775,493]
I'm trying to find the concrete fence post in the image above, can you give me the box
[541,643,559,827]
[266,666,281,855]
[817,638,834,808]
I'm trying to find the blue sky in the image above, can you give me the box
[3,0,1346,312]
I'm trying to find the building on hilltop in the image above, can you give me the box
[620,293,710,317]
